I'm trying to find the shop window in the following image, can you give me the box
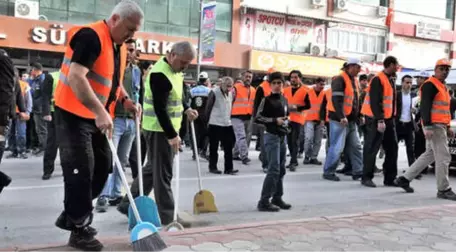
[95,0,119,17]
[168,25,190,37]
[144,0,168,23]
[0,1,9,16]
[328,29,386,54]
[168,0,191,26]
[40,7,68,22]
[68,0,95,14]
[348,32,357,52]
[68,11,97,24]
[216,2,232,32]
[446,0,454,19]
[39,0,67,10]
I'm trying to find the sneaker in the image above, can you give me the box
[303,157,311,164]
[95,197,108,213]
[68,227,103,251]
[437,189,456,201]
[394,176,414,193]
[309,159,322,165]
[271,198,292,210]
[257,201,280,212]
[322,174,340,181]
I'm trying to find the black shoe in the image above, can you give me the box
[352,174,362,181]
[55,213,98,236]
[336,168,348,174]
[271,198,291,210]
[297,153,303,159]
[33,148,44,156]
[233,156,242,161]
[323,174,340,181]
[6,153,17,159]
[224,170,239,175]
[374,167,382,173]
[394,176,414,193]
[257,202,280,212]
[344,170,353,176]
[68,227,103,251]
[309,159,322,165]
[0,173,12,194]
[303,157,311,164]
[117,202,129,217]
[289,165,297,172]
[18,153,28,159]
[242,158,251,165]
[286,163,298,169]
[361,179,377,188]
[42,173,52,180]
[108,197,123,206]
[209,169,222,174]
[415,174,422,180]
[437,189,456,201]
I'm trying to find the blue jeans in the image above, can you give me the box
[100,118,136,198]
[8,118,27,154]
[323,120,362,176]
[260,132,287,203]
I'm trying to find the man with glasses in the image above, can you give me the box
[395,75,417,169]
[395,59,456,201]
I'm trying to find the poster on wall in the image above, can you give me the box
[284,17,313,53]
[312,24,326,56]
[253,11,286,51]
[240,13,255,46]
[200,1,216,64]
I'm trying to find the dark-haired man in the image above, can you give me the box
[361,56,399,188]
[256,71,291,212]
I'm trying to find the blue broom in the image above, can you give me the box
[128,116,161,230]
[107,136,167,251]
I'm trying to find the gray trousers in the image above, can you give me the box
[120,131,175,225]
[33,112,48,149]
[304,121,323,159]
[232,118,251,160]
[403,124,451,192]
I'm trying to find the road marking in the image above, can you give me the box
[4,170,322,191]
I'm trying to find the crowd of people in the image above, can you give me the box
[1,0,456,251]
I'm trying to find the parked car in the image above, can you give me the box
[449,120,456,167]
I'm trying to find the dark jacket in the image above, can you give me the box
[255,93,290,136]
[30,72,53,114]
[0,53,15,126]
[396,90,417,130]
[12,79,26,119]
[368,73,396,121]
[329,74,360,122]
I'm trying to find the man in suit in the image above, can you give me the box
[396,75,417,168]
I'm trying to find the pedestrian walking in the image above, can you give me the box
[42,70,59,179]
[52,1,143,250]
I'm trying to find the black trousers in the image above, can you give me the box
[128,131,147,179]
[414,125,426,158]
[26,113,39,149]
[287,121,301,165]
[193,117,208,154]
[43,112,59,175]
[396,121,415,166]
[208,125,234,172]
[55,107,111,227]
[120,131,175,225]
[362,118,398,184]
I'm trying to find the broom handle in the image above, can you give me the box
[106,135,142,223]
[190,121,203,191]
[173,151,180,222]
[135,115,144,197]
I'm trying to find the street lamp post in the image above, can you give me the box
[196,0,204,80]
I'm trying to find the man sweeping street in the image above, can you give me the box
[52,1,143,250]
[118,41,199,227]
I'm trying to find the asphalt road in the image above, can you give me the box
[1,140,455,248]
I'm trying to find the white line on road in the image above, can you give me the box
[5,170,322,191]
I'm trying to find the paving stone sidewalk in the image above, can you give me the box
[25,204,456,251]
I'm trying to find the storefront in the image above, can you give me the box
[0,15,250,81]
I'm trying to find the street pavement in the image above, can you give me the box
[1,140,456,250]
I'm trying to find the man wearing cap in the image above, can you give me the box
[190,71,211,160]
[361,56,399,188]
[323,58,363,182]
[395,59,456,201]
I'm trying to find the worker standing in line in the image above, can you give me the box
[232,71,255,165]
[41,70,59,180]
[190,72,211,160]
[361,56,399,188]
[117,41,199,227]
[52,1,143,250]
[395,59,456,200]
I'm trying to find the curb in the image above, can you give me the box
[6,203,456,251]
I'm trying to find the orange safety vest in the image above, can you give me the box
[325,89,331,122]
[283,85,309,125]
[420,77,451,125]
[15,80,29,113]
[54,21,127,119]
[232,83,256,116]
[259,81,271,97]
[361,72,395,119]
[305,87,326,121]
[327,72,358,116]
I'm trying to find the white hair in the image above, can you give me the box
[171,41,197,58]
[110,0,144,21]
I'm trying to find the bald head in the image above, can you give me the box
[167,41,196,72]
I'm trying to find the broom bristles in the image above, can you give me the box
[132,232,167,251]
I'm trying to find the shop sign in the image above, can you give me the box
[329,22,386,37]
[249,50,344,77]
[415,21,441,40]
[30,24,196,55]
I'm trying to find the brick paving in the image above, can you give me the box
[21,204,456,251]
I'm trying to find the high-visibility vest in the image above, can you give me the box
[54,20,127,119]
[259,81,271,97]
[327,72,358,116]
[361,72,395,119]
[49,71,59,112]
[142,57,184,132]
[15,80,30,113]
[305,87,326,121]
[232,83,255,116]
[420,77,451,125]
[283,85,308,125]
[325,89,331,122]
